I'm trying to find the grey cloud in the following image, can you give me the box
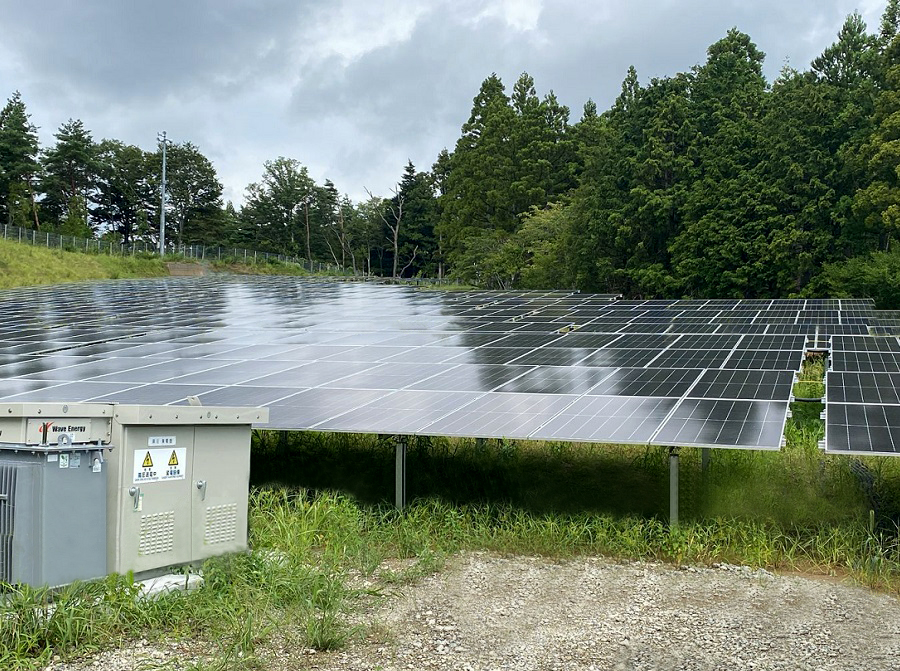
[0,0,887,203]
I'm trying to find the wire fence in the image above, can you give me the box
[0,224,343,274]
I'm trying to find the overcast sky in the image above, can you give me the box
[0,0,887,205]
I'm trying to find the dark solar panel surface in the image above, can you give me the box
[0,277,890,453]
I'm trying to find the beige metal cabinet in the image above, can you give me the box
[105,405,266,578]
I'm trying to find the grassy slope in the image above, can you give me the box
[0,238,322,289]
[0,238,168,288]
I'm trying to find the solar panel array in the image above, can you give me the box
[826,328,900,456]
[0,276,892,453]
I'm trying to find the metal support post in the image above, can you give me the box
[669,447,679,529]
[701,447,710,474]
[395,436,408,511]
[158,131,167,255]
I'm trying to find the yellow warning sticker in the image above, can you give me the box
[133,447,186,484]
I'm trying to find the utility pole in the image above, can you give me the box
[158,131,168,256]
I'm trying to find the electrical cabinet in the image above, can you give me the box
[0,403,113,587]
[105,404,268,578]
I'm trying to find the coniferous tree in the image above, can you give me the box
[40,119,98,234]
[0,92,40,229]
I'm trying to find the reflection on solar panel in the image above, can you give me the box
[653,399,788,449]
[0,276,891,454]
[530,395,677,443]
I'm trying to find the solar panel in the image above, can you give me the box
[689,369,795,401]
[530,395,678,443]
[737,335,806,351]
[546,333,622,348]
[579,349,663,368]
[825,403,900,455]
[495,366,615,394]
[604,333,680,349]
[317,390,483,434]
[831,336,900,352]
[723,350,803,370]
[653,399,788,449]
[0,276,873,452]
[669,334,740,349]
[423,393,579,439]
[407,364,535,391]
[825,371,900,404]
[831,351,900,373]
[648,349,733,369]
[586,367,702,397]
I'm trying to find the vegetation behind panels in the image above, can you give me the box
[4,6,900,302]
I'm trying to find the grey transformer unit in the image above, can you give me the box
[0,402,268,587]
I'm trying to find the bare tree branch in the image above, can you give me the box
[398,245,419,279]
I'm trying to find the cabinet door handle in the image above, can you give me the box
[196,480,207,501]
[129,486,141,510]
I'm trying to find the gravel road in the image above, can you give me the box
[45,552,900,671]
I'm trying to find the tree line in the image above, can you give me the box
[3,2,900,302]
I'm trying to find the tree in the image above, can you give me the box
[669,29,769,297]
[159,142,223,246]
[440,74,517,259]
[94,140,153,244]
[853,35,900,252]
[367,182,405,279]
[40,119,98,233]
[242,157,315,254]
[0,92,40,229]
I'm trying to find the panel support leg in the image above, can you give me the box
[701,447,710,474]
[669,447,679,530]
[395,436,408,511]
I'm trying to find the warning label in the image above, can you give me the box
[133,447,186,484]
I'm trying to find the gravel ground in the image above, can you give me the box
[45,552,900,671]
